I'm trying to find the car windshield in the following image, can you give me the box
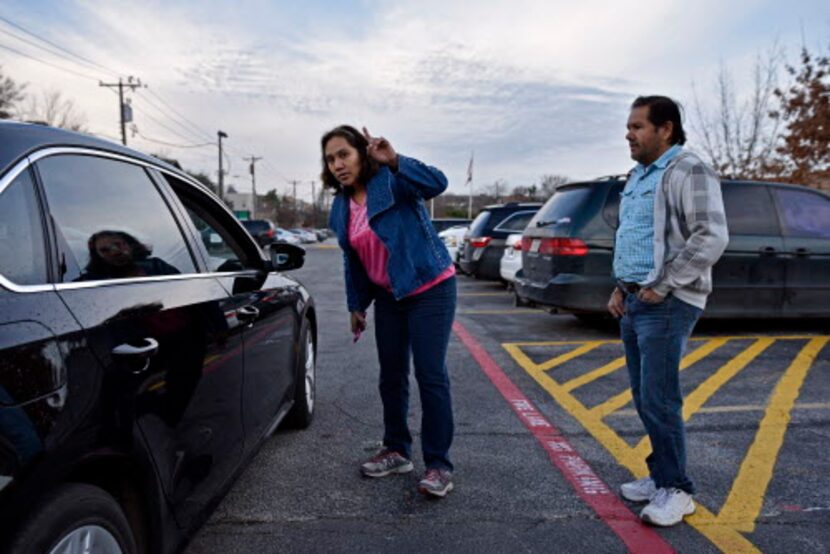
[532,186,593,227]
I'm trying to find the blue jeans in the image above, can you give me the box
[374,276,456,471]
[620,293,702,494]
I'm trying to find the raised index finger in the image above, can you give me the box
[362,126,373,142]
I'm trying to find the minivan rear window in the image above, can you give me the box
[468,211,491,236]
[533,186,593,226]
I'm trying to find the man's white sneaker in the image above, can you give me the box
[620,476,657,502]
[640,488,695,527]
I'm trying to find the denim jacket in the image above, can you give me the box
[329,155,452,312]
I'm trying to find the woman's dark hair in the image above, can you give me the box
[320,125,378,194]
[631,96,687,145]
[85,230,151,276]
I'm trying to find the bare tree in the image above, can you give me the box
[0,66,26,119]
[689,44,783,179]
[539,174,569,196]
[26,89,87,131]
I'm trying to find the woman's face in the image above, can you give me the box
[324,135,363,188]
[95,235,133,266]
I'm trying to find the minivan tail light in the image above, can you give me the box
[532,237,588,256]
[470,237,491,248]
[513,240,523,251]
[266,229,275,238]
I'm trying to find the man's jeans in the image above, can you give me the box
[620,293,702,494]
[374,276,456,471]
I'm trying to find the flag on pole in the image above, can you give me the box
[465,152,474,185]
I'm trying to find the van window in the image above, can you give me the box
[494,211,536,232]
[468,211,491,236]
[721,184,780,235]
[602,183,625,228]
[534,186,593,227]
[774,188,830,239]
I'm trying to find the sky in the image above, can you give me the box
[1,0,828,200]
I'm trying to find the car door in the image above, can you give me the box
[771,186,830,316]
[708,183,785,317]
[33,151,245,530]
[156,172,299,451]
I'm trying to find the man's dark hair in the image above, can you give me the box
[320,124,378,194]
[631,96,686,145]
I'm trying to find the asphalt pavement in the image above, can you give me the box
[186,242,830,554]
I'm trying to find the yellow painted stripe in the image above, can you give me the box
[504,342,760,553]
[609,401,830,416]
[505,336,821,348]
[537,341,607,372]
[562,356,627,392]
[717,337,829,533]
[591,338,729,418]
[632,338,775,460]
[458,309,545,315]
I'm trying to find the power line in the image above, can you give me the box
[0,41,100,82]
[132,130,213,149]
[0,15,123,77]
[134,89,209,144]
[144,88,213,142]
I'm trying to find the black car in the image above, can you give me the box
[515,176,830,318]
[0,121,317,553]
[459,202,542,280]
[240,218,278,247]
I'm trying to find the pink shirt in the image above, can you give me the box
[349,198,455,297]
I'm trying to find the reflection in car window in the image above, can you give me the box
[0,169,48,285]
[775,188,830,239]
[721,185,779,235]
[534,186,592,227]
[184,206,248,272]
[36,155,196,282]
[495,211,536,232]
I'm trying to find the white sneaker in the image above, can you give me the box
[640,488,695,527]
[620,476,657,502]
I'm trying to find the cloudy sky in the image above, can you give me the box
[1,0,828,199]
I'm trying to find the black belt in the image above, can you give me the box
[618,282,641,294]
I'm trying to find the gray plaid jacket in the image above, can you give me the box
[639,150,729,309]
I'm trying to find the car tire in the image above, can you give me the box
[283,317,316,429]
[8,483,136,554]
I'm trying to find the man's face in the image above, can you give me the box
[626,106,672,166]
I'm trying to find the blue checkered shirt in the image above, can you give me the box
[613,145,682,283]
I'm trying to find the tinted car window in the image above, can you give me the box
[534,186,593,226]
[774,188,830,239]
[37,155,196,282]
[602,183,625,228]
[495,211,535,232]
[721,184,779,235]
[0,169,48,285]
[242,220,269,233]
[468,211,491,236]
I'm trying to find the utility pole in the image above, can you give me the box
[99,76,143,145]
[244,156,262,219]
[290,180,299,226]
[310,180,317,228]
[217,131,228,201]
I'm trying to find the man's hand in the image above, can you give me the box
[607,288,625,318]
[363,127,398,171]
[637,288,666,304]
[350,311,367,334]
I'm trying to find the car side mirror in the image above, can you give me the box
[268,242,305,271]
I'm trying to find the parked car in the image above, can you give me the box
[290,228,319,243]
[514,176,830,318]
[432,217,472,233]
[499,233,524,285]
[459,202,542,280]
[0,121,318,554]
[438,224,469,267]
[277,228,302,245]
[241,218,278,247]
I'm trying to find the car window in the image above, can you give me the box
[36,155,196,283]
[534,186,593,226]
[161,174,258,273]
[0,169,48,285]
[721,184,780,235]
[774,188,830,239]
[468,211,491,236]
[494,211,536,232]
[602,183,625,229]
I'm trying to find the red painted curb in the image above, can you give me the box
[453,321,674,554]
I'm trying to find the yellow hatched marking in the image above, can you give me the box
[611,402,830,416]
[632,338,775,459]
[591,338,729,418]
[716,337,829,533]
[562,356,626,392]
[504,341,759,553]
[458,309,545,315]
[536,341,606,372]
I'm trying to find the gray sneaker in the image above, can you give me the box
[361,449,414,478]
[620,476,657,502]
[418,468,453,498]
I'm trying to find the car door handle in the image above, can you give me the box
[793,247,810,257]
[237,305,260,322]
[759,246,778,256]
[112,338,159,374]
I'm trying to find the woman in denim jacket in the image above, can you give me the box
[324,125,456,497]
